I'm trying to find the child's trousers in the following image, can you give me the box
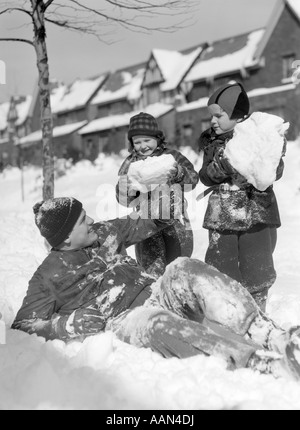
[135,220,193,278]
[204,224,277,311]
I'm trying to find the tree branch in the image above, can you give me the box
[0,7,31,17]
[104,0,184,11]
[44,17,103,36]
[44,0,55,9]
[0,37,34,46]
[104,0,161,10]
[55,0,197,34]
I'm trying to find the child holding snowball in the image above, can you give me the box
[116,112,198,278]
[198,82,287,311]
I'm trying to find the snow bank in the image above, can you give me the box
[224,112,289,191]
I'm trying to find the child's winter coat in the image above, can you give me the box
[198,128,285,232]
[116,145,199,277]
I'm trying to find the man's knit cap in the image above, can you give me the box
[33,197,83,247]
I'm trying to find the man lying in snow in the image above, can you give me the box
[11,197,300,381]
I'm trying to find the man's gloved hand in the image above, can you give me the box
[70,307,105,335]
[53,306,105,340]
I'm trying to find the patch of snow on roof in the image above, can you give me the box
[287,0,300,20]
[248,83,297,98]
[53,75,106,113]
[19,120,87,145]
[50,84,67,112]
[154,48,202,92]
[79,103,174,135]
[185,29,265,82]
[91,69,144,105]
[127,70,144,102]
[15,96,32,126]
[153,49,183,84]
[0,102,9,131]
[176,97,209,112]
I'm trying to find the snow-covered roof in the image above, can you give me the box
[15,95,32,126]
[18,120,87,145]
[176,83,297,113]
[176,97,209,113]
[247,83,297,97]
[185,29,265,83]
[0,101,9,131]
[0,137,9,145]
[287,0,300,20]
[153,47,203,92]
[50,83,67,111]
[91,66,144,106]
[79,103,174,135]
[0,96,32,130]
[52,75,107,114]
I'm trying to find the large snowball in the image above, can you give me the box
[128,154,176,191]
[224,112,289,191]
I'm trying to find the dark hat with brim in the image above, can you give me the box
[208,83,250,119]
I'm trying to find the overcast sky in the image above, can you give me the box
[0,0,278,103]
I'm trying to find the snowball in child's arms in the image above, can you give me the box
[128,154,177,191]
[224,112,289,191]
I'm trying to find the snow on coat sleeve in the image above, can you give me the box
[11,251,107,340]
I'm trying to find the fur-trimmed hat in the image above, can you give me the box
[208,83,250,119]
[127,112,164,141]
[33,197,83,247]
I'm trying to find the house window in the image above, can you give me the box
[98,136,109,153]
[145,85,160,105]
[282,54,296,80]
[163,91,174,105]
[201,119,211,132]
[183,124,193,137]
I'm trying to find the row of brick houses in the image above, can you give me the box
[0,0,300,168]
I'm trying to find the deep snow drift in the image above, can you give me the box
[0,142,300,410]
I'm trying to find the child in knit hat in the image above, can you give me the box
[198,82,286,312]
[116,112,199,278]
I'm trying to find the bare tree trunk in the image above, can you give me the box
[31,0,54,200]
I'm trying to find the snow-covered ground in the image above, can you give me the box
[0,142,300,410]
